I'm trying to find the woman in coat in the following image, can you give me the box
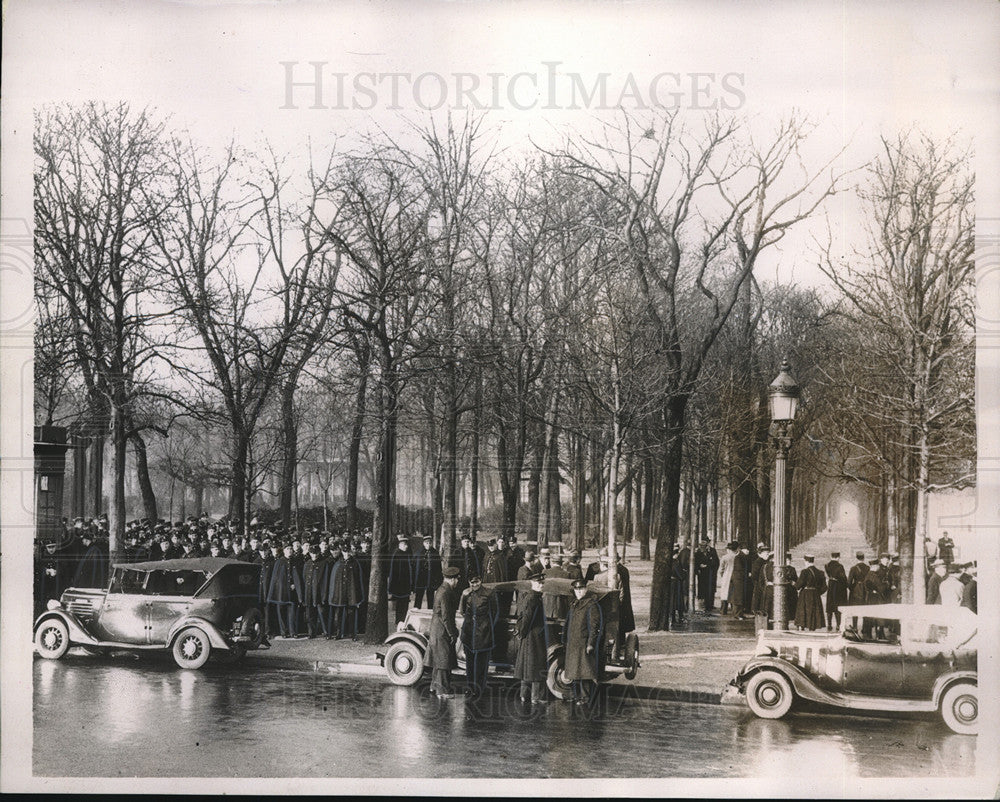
[513,571,548,704]
[563,579,603,704]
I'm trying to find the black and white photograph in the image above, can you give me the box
[2,0,999,796]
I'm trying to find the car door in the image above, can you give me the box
[93,585,148,644]
[842,638,904,696]
[145,570,199,644]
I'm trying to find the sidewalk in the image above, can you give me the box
[247,542,760,705]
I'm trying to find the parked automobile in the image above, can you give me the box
[726,603,978,734]
[376,576,640,698]
[33,558,268,670]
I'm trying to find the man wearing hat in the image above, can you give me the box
[847,552,869,605]
[388,533,415,625]
[750,544,768,618]
[72,531,109,589]
[824,551,848,630]
[327,544,365,639]
[514,568,548,705]
[460,574,499,698]
[414,532,443,610]
[563,578,602,704]
[543,552,569,620]
[301,545,327,638]
[794,555,826,631]
[564,550,584,583]
[695,539,721,612]
[925,559,948,605]
[427,566,461,697]
[451,533,483,591]
[267,544,301,638]
[939,564,966,608]
[937,531,956,567]
[960,563,977,613]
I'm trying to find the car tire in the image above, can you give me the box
[172,627,212,670]
[34,619,70,660]
[546,654,572,701]
[384,641,424,686]
[940,682,977,735]
[239,607,264,648]
[624,633,640,680]
[745,670,795,719]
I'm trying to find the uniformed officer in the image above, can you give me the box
[459,574,498,698]
[794,555,826,631]
[387,533,415,625]
[824,551,848,630]
[563,578,602,705]
[427,566,461,698]
[514,568,548,705]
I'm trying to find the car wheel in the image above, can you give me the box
[745,670,794,719]
[34,619,70,660]
[940,682,977,735]
[624,633,640,680]
[384,641,425,686]
[239,607,264,648]
[546,654,572,701]
[172,627,212,670]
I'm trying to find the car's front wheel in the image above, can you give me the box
[546,654,573,700]
[384,641,424,686]
[744,670,794,719]
[940,682,978,735]
[34,619,70,660]
[172,627,212,670]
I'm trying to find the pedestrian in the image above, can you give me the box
[847,552,869,604]
[937,531,956,567]
[730,545,749,619]
[564,550,584,582]
[925,559,948,605]
[824,551,848,630]
[517,550,541,581]
[695,539,720,612]
[328,547,365,639]
[387,533,415,626]
[427,566,461,698]
[460,574,499,698]
[960,564,977,613]
[749,544,768,617]
[718,543,737,616]
[71,532,109,589]
[794,555,826,631]
[543,554,570,620]
[267,544,300,638]
[414,533,443,610]
[939,566,965,608]
[514,568,549,705]
[451,533,483,592]
[563,578,603,705]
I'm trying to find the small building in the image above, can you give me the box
[35,425,69,542]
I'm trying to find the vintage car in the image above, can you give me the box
[33,558,267,670]
[376,576,640,698]
[726,603,978,734]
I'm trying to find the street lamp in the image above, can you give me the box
[768,358,800,630]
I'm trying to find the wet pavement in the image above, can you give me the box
[34,658,976,779]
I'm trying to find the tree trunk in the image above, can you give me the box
[649,396,687,631]
[470,374,481,537]
[526,421,545,546]
[89,434,104,520]
[346,368,369,532]
[130,431,158,524]
[365,375,396,645]
[108,403,127,560]
[278,379,297,532]
[640,456,654,560]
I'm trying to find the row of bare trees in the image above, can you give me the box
[35,103,975,637]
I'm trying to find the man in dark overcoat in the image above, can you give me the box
[427,566,461,697]
[72,533,109,589]
[847,552,869,604]
[387,534,415,625]
[267,544,300,637]
[252,541,275,636]
[794,555,827,631]
[695,539,720,612]
[355,538,372,634]
[301,546,326,638]
[730,546,749,619]
[451,533,483,591]
[328,548,365,639]
[563,578,603,704]
[514,569,548,705]
[459,575,498,697]
[564,550,584,582]
[542,555,570,622]
[824,551,848,630]
[414,533,443,610]
[750,544,768,616]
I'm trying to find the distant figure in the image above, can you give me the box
[847,552,869,604]
[925,560,948,605]
[717,543,737,616]
[937,532,956,567]
[824,551,848,630]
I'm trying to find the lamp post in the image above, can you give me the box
[768,358,801,631]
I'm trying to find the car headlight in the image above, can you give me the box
[396,621,407,632]
[46,599,62,611]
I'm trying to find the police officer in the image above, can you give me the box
[514,568,548,705]
[563,578,602,705]
[459,574,498,698]
[824,551,847,630]
[387,533,415,625]
[414,533,443,610]
[427,566,461,698]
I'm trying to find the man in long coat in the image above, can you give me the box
[542,555,570,622]
[451,534,483,591]
[794,555,827,631]
[824,551,848,630]
[695,540,721,612]
[71,533,109,589]
[460,575,499,697]
[427,566,461,697]
[925,560,948,605]
[718,543,737,616]
[387,534,415,625]
[847,552,869,605]
[730,546,749,619]
[563,578,603,704]
[514,569,548,705]
[750,545,768,616]
[267,544,300,637]
[414,533,443,610]
[301,546,326,638]
[328,548,365,639]
[252,541,275,636]
[564,551,584,582]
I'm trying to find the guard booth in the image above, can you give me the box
[35,425,69,544]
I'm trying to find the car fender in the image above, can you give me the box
[382,631,429,654]
[167,617,232,651]
[736,656,833,705]
[931,670,977,707]
[33,610,99,646]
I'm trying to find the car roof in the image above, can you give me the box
[840,603,976,622]
[112,557,253,572]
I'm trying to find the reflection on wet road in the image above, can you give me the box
[33,656,976,778]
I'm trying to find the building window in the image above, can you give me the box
[39,475,49,492]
